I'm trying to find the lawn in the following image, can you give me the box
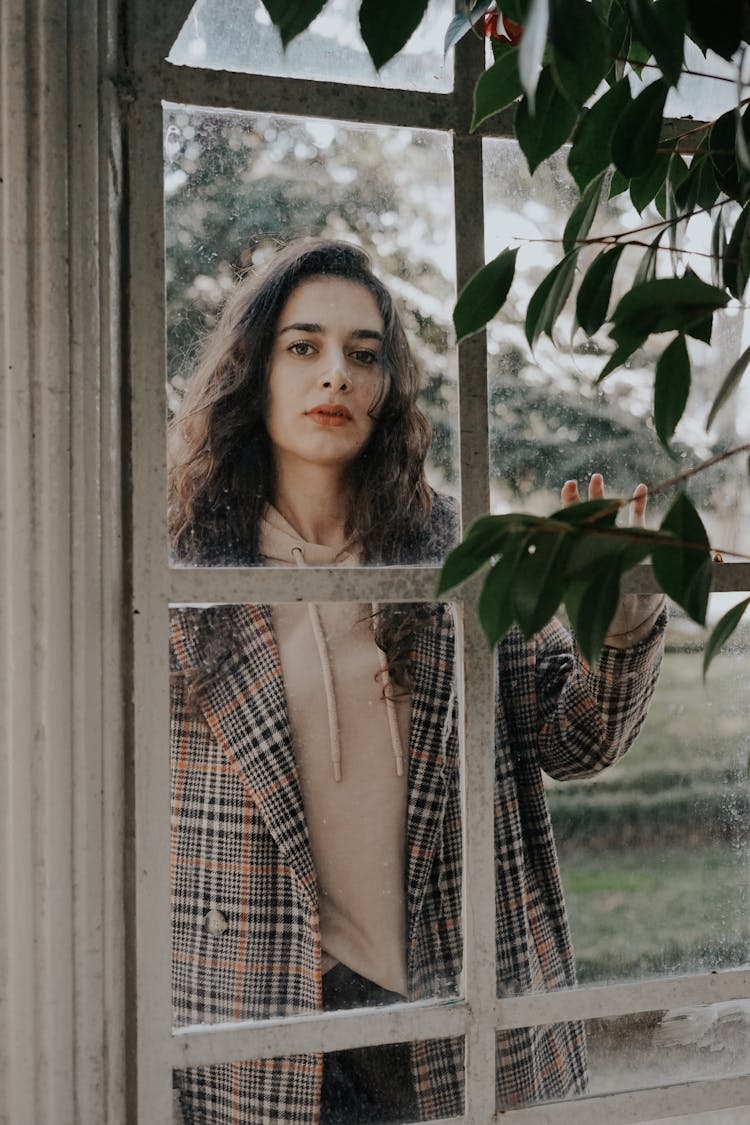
[546,647,750,983]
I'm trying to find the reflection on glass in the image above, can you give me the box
[497,1005,750,1112]
[168,0,453,92]
[173,1037,464,1124]
[483,138,750,556]
[170,600,462,1027]
[551,600,750,985]
[164,106,458,559]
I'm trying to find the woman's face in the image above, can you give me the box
[266,277,388,478]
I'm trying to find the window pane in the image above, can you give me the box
[496,1006,750,1111]
[483,139,750,556]
[172,1036,464,1123]
[165,105,459,567]
[551,599,750,985]
[168,0,454,93]
[170,601,463,1029]
[492,592,750,1003]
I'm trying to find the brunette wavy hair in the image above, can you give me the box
[169,239,448,690]
[169,238,435,567]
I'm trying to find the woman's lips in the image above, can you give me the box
[306,404,353,427]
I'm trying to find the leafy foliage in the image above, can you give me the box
[260,0,750,666]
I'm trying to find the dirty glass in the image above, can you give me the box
[482,138,750,557]
[173,1036,464,1123]
[169,600,462,1030]
[492,594,749,1003]
[164,105,459,567]
[551,598,750,986]
[168,0,454,92]
[496,1006,750,1112]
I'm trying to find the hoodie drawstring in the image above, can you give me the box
[290,547,405,782]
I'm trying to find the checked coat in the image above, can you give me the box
[170,504,666,1124]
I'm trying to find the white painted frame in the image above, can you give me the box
[125,3,750,1123]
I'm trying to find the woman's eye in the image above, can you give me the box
[289,341,315,356]
[351,349,379,366]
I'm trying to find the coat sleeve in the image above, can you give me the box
[533,608,667,780]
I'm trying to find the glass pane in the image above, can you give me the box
[496,1007,750,1111]
[551,597,750,985]
[173,1037,464,1123]
[165,105,458,566]
[492,591,750,1004]
[483,138,750,557]
[170,601,462,1029]
[168,0,454,92]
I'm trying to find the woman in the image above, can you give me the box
[169,239,665,1124]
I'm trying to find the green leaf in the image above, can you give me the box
[695,152,721,210]
[633,229,664,287]
[710,110,742,200]
[612,80,669,178]
[525,250,579,348]
[576,244,626,336]
[710,208,726,289]
[549,0,609,106]
[472,49,523,130]
[610,275,729,340]
[477,535,529,646]
[655,150,689,219]
[512,529,570,638]
[551,497,620,527]
[444,2,495,55]
[630,149,670,214]
[598,330,646,382]
[261,0,327,45]
[563,173,604,254]
[688,0,743,61]
[516,66,579,175]
[609,168,630,198]
[652,492,712,625]
[626,37,654,78]
[703,596,750,678]
[628,0,685,86]
[359,0,429,70]
[654,333,690,449]
[569,556,624,666]
[706,342,750,429]
[567,79,632,192]
[723,204,750,299]
[437,512,540,594]
[453,248,519,342]
[564,525,655,577]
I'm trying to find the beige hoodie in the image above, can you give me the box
[260,505,411,998]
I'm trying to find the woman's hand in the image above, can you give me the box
[560,473,664,648]
[560,471,648,526]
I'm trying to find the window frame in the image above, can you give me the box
[126,3,750,1122]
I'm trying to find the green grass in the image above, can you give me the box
[559,844,750,983]
[544,649,750,982]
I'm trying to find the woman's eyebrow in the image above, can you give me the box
[277,322,383,341]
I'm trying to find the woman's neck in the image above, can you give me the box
[272,463,351,549]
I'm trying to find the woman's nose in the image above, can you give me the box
[320,353,352,392]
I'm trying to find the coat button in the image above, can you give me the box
[205,908,229,935]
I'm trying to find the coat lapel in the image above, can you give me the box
[171,602,317,907]
[406,603,459,940]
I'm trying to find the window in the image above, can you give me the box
[132,2,750,1122]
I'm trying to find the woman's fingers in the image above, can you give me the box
[630,482,648,527]
[561,473,605,507]
[561,474,649,525]
[561,479,580,507]
[588,472,604,501]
